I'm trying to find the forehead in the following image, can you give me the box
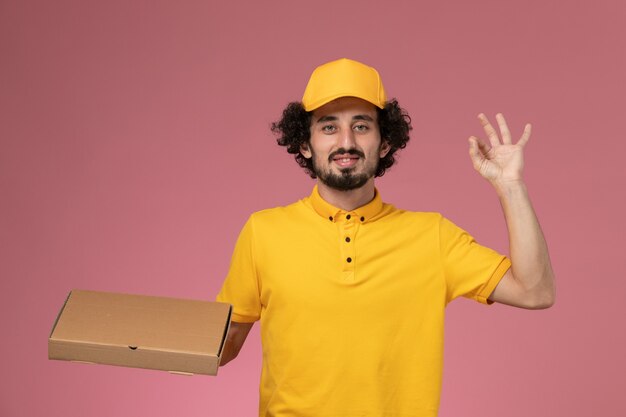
[311,97,378,121]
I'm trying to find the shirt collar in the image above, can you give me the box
[307,184,384,223]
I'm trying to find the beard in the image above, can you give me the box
[311,148,378,191]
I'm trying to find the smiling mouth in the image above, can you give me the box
[332,155,360,168]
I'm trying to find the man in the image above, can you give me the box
[216,58,555,417]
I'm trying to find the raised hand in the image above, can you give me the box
[467,113,555,309]
[468,113,531,185]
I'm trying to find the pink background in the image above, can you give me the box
[1,0,624,416]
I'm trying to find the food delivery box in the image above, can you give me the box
[49,290,232,375]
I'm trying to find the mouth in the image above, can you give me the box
[332,154,360,168]
[329,150,364,169]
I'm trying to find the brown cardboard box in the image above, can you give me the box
[48,290,232,376]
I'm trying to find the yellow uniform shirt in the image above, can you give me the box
[217,186,511,417]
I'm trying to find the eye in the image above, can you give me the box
[321,124,336,133]
[353,124,369,132]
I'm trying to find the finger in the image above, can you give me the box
[470,135,491,156]
[468,137,481,168]
[496,113,512,144]
[518,123,532,147]
[468,137,488,169]
[478,113,501,147]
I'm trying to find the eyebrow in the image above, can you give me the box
[315,114,375,124]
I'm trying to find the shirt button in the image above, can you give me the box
[360,216,365,222]
[345,237,351,242]
[346,257,352,263]
[329,216,333,221]
[346,214,351,220]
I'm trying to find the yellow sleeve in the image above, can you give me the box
[216,217,262,322]
[439,216,511,305]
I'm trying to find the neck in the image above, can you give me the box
[316,178,376,211]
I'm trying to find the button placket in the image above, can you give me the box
[339,211,361,280]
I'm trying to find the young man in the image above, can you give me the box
[216,58,555,417]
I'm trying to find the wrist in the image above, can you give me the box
[491,179,527,199]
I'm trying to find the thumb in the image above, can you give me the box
[468,137,483,169]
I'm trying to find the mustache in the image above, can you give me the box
[328,148,365,162]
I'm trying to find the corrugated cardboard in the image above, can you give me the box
[49,290,232,376]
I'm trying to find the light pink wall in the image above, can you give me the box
[1,0,624,416]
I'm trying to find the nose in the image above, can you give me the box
[338,126,357,149]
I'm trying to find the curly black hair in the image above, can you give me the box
[271,99,412,178]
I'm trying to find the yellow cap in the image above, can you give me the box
[301,58,387,111]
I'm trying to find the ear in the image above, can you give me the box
[379,140,391,158]
[300,142,312,159]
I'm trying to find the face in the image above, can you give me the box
[300,97,390,191]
